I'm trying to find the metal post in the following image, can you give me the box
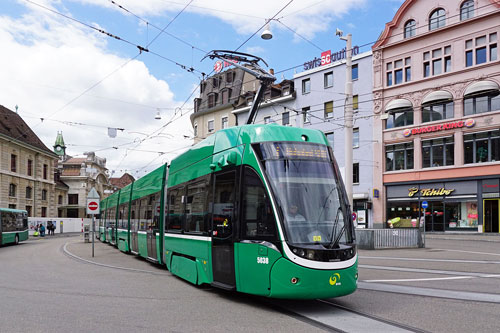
[92,215,95,257]
[343,33,353,209]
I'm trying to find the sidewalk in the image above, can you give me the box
[29,232,82,240]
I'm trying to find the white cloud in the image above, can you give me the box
[68,0,367,39]
[0,4,191,177]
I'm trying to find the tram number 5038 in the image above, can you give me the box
[257,257,269,264]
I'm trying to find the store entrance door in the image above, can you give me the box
[483,199,499,233]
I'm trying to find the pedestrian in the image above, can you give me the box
[40,224,46,237]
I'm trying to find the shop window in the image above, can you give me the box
[324,101,333,118]
[422,100,454,123]
[422,136,454,168]
[352,64,358,80]
[466,33,497,67]
[386,108,413,129]
[324,72,333,88]
[302,78,311,94]
[241,167,276,239]
[460,0,474,21]
[404,20,416,38]
[353,163,359,184]
[9,184,16,197]
[464,130,500,164]
[464,91,500,116]
[282,111,289,125]
[11,154,17,172]
[429,8,445,31]
[386,201,421,228]
[386,142,414,171]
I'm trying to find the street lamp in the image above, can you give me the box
[337,28,354,210]
[261,20,273,40]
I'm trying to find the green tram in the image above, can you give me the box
[99,124,357,299]
[0,208,29,246]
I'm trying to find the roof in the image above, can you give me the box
[64,157,86,164]
[110,173,135,189]
[0,105,56,155]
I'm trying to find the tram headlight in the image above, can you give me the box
[307,250,315,260]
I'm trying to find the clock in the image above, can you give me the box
[55,146,62,152]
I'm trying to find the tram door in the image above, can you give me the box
[131,208,139,253]
[147,196,160,260]
[484,200,499,233]
[211,171,237,288]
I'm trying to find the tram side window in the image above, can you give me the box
[130,199,138,231]
[139,197,148,231]
[242,167,277,239]
[147,192,160,230]
[119,204,129,229]
[185,175,211,234]
[167,187,184,231]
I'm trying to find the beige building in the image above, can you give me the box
[0,105,59,217]
[191,66,259,143]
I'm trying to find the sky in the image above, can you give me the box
[0,0,404,179]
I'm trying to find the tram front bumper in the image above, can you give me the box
[268,258,358,299]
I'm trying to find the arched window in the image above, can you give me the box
[429,8,446,31]
[460,0,474,21]
[404,20,416,38]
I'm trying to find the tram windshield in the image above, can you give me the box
[256,142,353,247]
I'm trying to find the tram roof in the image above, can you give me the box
[169,124,328,175]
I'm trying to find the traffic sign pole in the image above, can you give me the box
[87,188,100,258]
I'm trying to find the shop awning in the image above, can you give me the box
[385,98,412,112]
[464,80,500,96]
[422,90,453,104]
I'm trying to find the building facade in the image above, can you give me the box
[0,105,59,217]
[294,51,375,228]
[191,66,259,143]
[372,0,500,232]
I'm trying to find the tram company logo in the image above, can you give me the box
[329,273,341,286]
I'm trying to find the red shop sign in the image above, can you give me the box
[403,119,475,137]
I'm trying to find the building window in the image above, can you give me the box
[353,128,359,148]
[302,107,310,124]
[221,116,228,129]
[422,137,454,168]
[41,207,47,217]
[42,189,47,201]
[324,72,333,88]
[386,57,411,86]
[68,194,78,205]
[207,93,217,108]
[264,116,271,124]
[221,89,231,104]
[464,90,500,115]
[11,154,17,172]
[302,78,311,94]
[422,100,454,123]
[464,130,500,164]
[466,33,497,67]
[43,164,48,179]
[9,184,16,197]
[404,20,416,38]
[282,111,290,125]
[27,159,33,176]
[324,101,333,118]
[423,47,451,77]
[193,123,198,137]
[353,95,359,110]
[386,142,414,171]
[212,77,219,88]
[207,120,214,133]
[429,8,445,31]
[386,108,414,129]
[460,0,474,21]
[353,163,359,184]
[325,132,334,148]
[225,72,234,83]
[58,195,63,205]
[26,187,32,199]
[26,206,32,217]
[352,64,358,80]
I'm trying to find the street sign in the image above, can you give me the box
[422,201,428,209]
[86,187,100,215]
[352,212,357,221]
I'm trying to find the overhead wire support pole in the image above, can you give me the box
[202,50,276,124]
[341,33,353,210]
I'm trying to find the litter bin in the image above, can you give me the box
[83,224,90,243]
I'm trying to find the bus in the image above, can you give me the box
[101,124,357,299]
[0,208,28,246]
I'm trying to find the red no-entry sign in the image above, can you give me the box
[86,198,100,215]
[88,201,98,210]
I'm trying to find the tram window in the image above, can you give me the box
[167,187,184,231]
[139,197,148,230]
[242,167,277,239]
[185,175,210,234]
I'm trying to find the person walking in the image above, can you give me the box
[40,224,46,237]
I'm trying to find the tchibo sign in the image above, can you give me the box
[303,46,360,70]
